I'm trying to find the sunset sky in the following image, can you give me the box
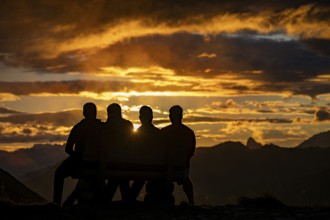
[0,0,329,151]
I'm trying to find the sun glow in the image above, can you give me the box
[133,123,140,132]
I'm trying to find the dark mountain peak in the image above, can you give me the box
[212,141,247,151]
[246,137,263,150]
[297,130,330,149]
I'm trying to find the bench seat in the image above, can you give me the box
[71,161,186,182]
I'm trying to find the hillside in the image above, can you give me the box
[0,168,46,205]
[21,163,77,202]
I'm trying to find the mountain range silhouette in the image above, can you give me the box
[0,130,330,207]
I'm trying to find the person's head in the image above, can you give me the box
[139,106,153,125]
[83,102,97,119]
[107,103,122,118]
[169,105,183,124]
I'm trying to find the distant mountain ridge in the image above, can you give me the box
[1,130,330,179]
[0,143,66,178]
[296,130,330,148]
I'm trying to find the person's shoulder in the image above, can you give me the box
[182,124,195,135]
[122,118,133,127]
[73,119,85,128]
[123,118,133,124]
[182,123,193,131]
[80,118,103,125]
[69,119,86,134]
[137,124,160,134]
[92,119,104,129]
[94,118,104,125]
[151,125,161,134]
[160,124,172,131]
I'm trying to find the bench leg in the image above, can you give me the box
[131,181,145,200]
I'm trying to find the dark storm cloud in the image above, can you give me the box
[0,0,329,97]
[302,39,330,57]
[0,80,195,95]
[1,32,330,97]
[315,109,330,121]
[0,80,134,95]
[6,32,330,82]
[254,81,330,97]
[0,0,329,57]
[1,0,326,36]
[0,133,66,143]
[93,33,330,95]
[0,110,83,127]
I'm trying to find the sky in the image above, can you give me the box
[0,0,329,151]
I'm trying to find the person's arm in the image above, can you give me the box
[189,130,196,158]
[65,125,77,156]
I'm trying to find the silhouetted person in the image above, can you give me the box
[130,106,162,201]
[53,102,103,206]
[101,103,134,202]
[161,105,196,205]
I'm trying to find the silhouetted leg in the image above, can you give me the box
[119,180,130,202]
[62,188,78,207]
[106,180,118,203]
[92,178,107,204]
[130,181,145,200]
[182,177,194,206]
[53,157,75,205]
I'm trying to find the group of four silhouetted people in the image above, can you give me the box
[53,103,195,206]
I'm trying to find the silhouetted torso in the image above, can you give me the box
[102,117,134,162]
[65,118,103,161]
[134,124,165,164]
[161,123,196,168]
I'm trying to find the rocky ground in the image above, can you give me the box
[1,202,330,220]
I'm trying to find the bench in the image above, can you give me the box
[68,161,186,205]
[67,134,189,204]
